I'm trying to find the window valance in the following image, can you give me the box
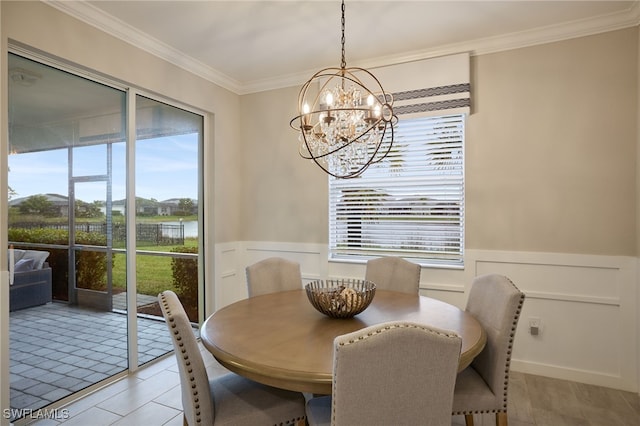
[373,52,471,118]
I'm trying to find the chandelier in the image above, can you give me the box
[290,0,396,179]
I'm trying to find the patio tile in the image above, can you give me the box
[101,355,127,366]
[105,347,128,357]
[12,350,37,361]
[83,372,110,383]
[12,378,41,391]
[10,393,46,411]
[9,300,177,419]
[37,359,64,370]
[71,359,100,369]
[24,383,58,397]
[49,364,78,375]
[51,376,84,390]
[32,347,57,357]
[69,381,94,393]
[70,348,95,356]
[41,388,73,403]
[20,368,50,379]
[38,372,67,384]
[60,355,85,365]
[44,351,74,361]
[144,348,170,357]
[66,369,94,380]
[10,363,32,374]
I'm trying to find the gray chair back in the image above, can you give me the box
[158,291,214,425]
[246,257,302,297]
[466,274,525,409]
[332,321,461,426]
[365,256,421,294]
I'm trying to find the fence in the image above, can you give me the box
[10,222,185,245]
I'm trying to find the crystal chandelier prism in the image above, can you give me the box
[290,0,397,179]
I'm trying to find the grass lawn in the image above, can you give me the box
[112,238,198,296]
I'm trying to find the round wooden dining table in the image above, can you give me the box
[200,289,486,395]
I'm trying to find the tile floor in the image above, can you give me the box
[14,343,640,426]
[9,301,174,419]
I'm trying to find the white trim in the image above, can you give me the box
[0,1,10,419]
[46,0,640,95]
[125,89,138,372]
[524,291,620,306]
[45,0,243,94]
[510,359,630,391]
[214,242,639,392]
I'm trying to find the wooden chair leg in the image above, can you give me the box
[496,412,508,426]
[464,414,474,426]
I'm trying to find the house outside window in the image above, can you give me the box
[329,114,465,267]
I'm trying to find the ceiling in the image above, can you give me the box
[46,1,640,94]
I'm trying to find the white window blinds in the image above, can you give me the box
[329,114,465,267]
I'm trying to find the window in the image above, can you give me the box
[329,114,465,267]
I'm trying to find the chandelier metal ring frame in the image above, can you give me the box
[290,0,397,179]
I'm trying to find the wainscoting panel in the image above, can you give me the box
[212,242,242,311]
[471,249,637,392]
[212,243,639,392]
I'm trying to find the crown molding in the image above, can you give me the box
[46,1,640,95]
[45,0,244,94]
[247,1,640,94]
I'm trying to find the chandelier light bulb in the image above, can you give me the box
[289,0,396,178]
[367,94,374,107]
[325,92,334,107]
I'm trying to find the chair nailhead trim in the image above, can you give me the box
[335,322,459,422]
[160,292,206,425]
[453,277,525,417]
[272,415,307,426]
[499,279,525,410]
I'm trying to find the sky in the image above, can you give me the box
[9,134,199,204]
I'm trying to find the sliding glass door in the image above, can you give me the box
[7,52,203,420]
[134,95,202,365]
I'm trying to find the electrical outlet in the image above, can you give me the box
[529,317,541,335]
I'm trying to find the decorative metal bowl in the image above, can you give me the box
[305,279,376,319]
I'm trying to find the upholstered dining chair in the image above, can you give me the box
[158,291,306,426]
[306,321,462,426]
[246,256,303,297]
[451,274,525,426]
[364,256,421,294]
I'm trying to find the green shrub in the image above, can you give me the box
[171,246,198,319]
[8,227,114,298]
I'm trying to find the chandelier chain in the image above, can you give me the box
[340,0,346,69]
[290,0,396,178]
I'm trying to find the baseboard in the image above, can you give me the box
[511,359,637,393]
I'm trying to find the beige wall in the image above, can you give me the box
[240,86,328,243]
[2,0,244,244]
[467,28,637,255]
[242,28,639,257]
[3,2,636,255]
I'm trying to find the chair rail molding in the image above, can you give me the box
[213,242,638,393]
